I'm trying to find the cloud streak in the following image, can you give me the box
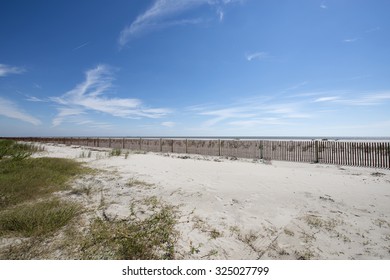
[343,38,358,43]
[0,97,41,125]
[118,0,240,46]
[189,90,390,129]
[0,63,25,77]
[312,92,390,106]
[245,52,268,61]
[50,65,171,127]
[192,99,311,128]
[161,121,175,127]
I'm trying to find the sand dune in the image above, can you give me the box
[33,143,390,259]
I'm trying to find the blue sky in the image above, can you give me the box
[1,0,390,137]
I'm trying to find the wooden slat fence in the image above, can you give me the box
[2,137,389,169]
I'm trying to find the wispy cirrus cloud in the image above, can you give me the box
[0,63,25,77]
[245,52,269,61]
[0,97,41,125]
[73,41,89,51]
[161,121,175,127]
[312,92,390,106]
[25,95,48,102]
[189,90,390,129]
[343,38,358,43]
[191,99,310,128]
[50,64,171,127]
[118,0,241,47]
[313,96,340,102]
[320,2,327,9]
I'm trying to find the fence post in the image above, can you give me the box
[314,140,319,163]
[122,137,125,149]
[139,138,142,151]
[259,141,263,159]
[218,139,221,156]
[171,139,174,153]
[185,139,188,154]
[160,138,162,152]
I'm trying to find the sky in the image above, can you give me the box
[1,0,390,137]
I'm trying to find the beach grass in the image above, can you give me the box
[0,140,90,257]
[0,157,91,209]
[0,139,44,160]
[0,199,80,237]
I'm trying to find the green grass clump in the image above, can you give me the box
[0,157,90,209]
[0,199,80,237]
[0,140,43,160]
[110,148,121,156]
[82,199,178,260]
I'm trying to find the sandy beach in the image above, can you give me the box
[7,142,389,260]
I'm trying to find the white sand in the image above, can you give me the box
[34,144,390,259]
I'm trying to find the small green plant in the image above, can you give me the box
[189,241,202,254]
[79,150,92,158]
[209,228,222,239]
[110,149,121,156]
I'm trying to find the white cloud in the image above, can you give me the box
[343,38,358,43]
[0,97,41,125]
[118,0,240,46]
[245,52,268,61]
[313,96,340,102]
[199,107,257,126]
[217,8,224,22]
[194,101,310,128]
[161,121,175,127]
[0,64,25,77]
[313,92,390,106]
[320,2,327,9]
[52,108,86,127]
[50,65,171,126]
[119,0,207,46]
[73,42,89,51]
[25,95,47,102]
[282,81,308,93]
